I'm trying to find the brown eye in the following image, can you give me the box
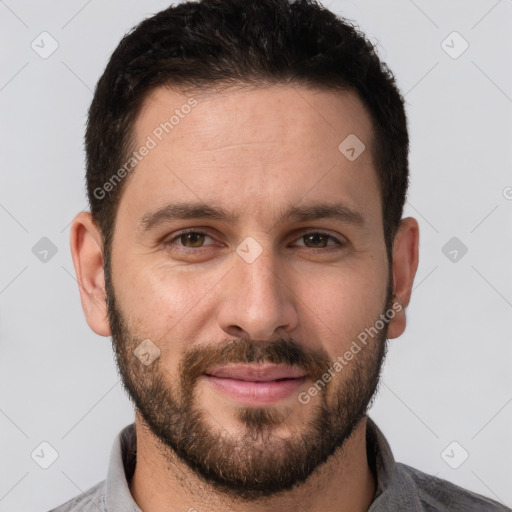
[165,231,215,250]
[295,232,342,249]
[178,232,207,247]
[303,233,329,248]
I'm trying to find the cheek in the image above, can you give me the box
[117,264,222,359]
[119,260,205,317]
[296,263,387,356]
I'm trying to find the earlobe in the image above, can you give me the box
[70,212,112,337]
[387,217,420,339]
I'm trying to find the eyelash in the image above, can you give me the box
[163,229,345,253]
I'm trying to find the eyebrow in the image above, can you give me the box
[136,201,366,233]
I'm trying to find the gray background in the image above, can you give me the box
[1,1,511,511]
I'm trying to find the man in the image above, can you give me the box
[52,0,509,510]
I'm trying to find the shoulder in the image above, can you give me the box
[47,479,107,512]
[397,462,511,512]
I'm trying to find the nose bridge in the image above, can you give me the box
[217,240,297,340]
[238,242,281,298]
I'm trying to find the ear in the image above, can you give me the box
[387,217,419,339]
[70,211,111,337]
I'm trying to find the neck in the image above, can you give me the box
[128,414,376,512]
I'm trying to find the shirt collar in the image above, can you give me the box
[105,422,141,512]
[105,416,422,511]
[366,416,423,511]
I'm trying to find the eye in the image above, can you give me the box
[163,230,344,252]
[293,232,344,249]
[165,230,215,249]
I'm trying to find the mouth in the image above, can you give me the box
[202,364,307,406]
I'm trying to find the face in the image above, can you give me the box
[103,84,396,499]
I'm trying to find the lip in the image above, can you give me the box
[202,364,307,405]
[205,364,307,381]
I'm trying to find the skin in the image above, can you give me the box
[70,84,419,512]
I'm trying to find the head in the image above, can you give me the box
[71,0,419,501]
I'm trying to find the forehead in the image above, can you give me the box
[136,84,374,155]
[119,84,381,232]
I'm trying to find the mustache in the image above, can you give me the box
[179,338,331,391]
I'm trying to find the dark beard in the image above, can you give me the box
[104,256,391,501]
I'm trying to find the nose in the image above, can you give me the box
[216,244,299,342]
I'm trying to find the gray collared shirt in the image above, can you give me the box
[49,416,510,511]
